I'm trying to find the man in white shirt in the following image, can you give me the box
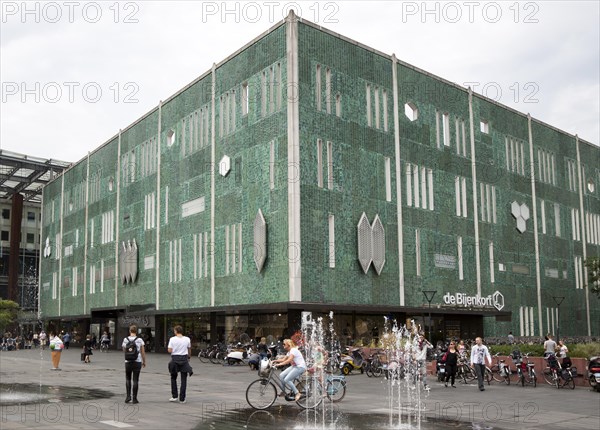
[470,337,492,391]
[415,333,432,390]
[167,325,193,404]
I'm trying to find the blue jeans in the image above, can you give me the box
[279,366,305,395]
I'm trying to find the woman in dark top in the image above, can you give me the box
[83,334,93,363]
[444,341,459,387]
[257,337,269,359]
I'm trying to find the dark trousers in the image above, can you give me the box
[474,363,486,389]
[444,364,457,385]
[125,362,142,399]
[171,371,188,401]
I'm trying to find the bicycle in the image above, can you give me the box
[365,350,384,378]
[456,358,476,384]
[546,355,576,390]
[100,342,109,353]
[512,352,537,387]
[490,353,511,385]
[246,360,323,410]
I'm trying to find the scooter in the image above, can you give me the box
[434,351,447,382]
[225,342,254,365]
[340,347,365,375]
[587,356,600,392]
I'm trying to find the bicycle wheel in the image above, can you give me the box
[543,368,554,385]
[326,378,346,402]
[485,368,492,385]
[198,351,210,364]
[503,369,511,385]
[459,366,468,384]
[555,372,560,389]
[246,379,277,410]
[491,365,502,382]
[532,372,537,388]
[365,363,373,378]
[295,378,323,409]
[568,376,575,390]
[371,357,383,377]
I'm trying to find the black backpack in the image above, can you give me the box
[124,337,140,361]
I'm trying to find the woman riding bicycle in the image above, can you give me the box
[100,332,111,350]
[272,339,306,401]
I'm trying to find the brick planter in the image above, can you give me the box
[432,356,591,387]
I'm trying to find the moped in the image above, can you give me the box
[340,347,366,375]
[587,356,600,392]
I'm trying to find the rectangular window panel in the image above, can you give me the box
[325,67,331,114]
[462,178,467,218]
[415,229,421,277]
[554,203,561,237]
[385,157,391,202]
[406,163,412,206]
[428,169,434,210]
[413,164,420,208]
[458,236,463,280]
[317,139,323,188]
[327,141,333,190]
[328,214,335,268]
[316,64,321,111]
[489,242,495,283]
[442,113,450,146]
[435,110,441,149]
[366,84,371,127]
[383,89,388,131]
[270,140,275,190]
[455,176,461,217]
[421,166,427,209]
[242,82,249,115]
[374,87,380,129]
[540,200,546,234]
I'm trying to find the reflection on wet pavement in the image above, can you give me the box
[0,383,113,406]
[192,404,496,430]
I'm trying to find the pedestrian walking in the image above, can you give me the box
[168,325,193,403]
[507,331,514,345]
[122,325,146,404]
[63,332,71,350]
[83,334,93,363]
[415,333,433,391]
[470,337,492,391]
[39,330,47,350]
[49,331,64,370]
[443,341,458,388]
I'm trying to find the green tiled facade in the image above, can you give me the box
[40,13,599,342]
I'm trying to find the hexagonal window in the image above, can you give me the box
[404,102,418,121]
[219,155,231,177]
[166,129,176,147]
[587,179,595,193]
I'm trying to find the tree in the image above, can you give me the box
[585,256,600,298]
[0,300,20,334]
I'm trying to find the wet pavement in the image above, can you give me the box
[1,348,599,429]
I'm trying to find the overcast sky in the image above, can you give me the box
[1,1,598,163]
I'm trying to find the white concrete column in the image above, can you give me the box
[391,54,405,306]
[467,88,482,295]
[575,135,591,336]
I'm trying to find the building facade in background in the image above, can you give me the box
[39,13,599,351]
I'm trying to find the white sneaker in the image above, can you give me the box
[179,400,186,404]
[169,398,178,402]
[424,385,430,391]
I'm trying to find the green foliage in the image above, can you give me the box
[585,256,600,297]
[0,300,20,333]
[488,344,544,357]
[570,343,600,358]
[488,343,600,358]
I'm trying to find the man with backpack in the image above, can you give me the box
[122,325,146,404]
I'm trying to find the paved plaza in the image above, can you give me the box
[1,348,599,429]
